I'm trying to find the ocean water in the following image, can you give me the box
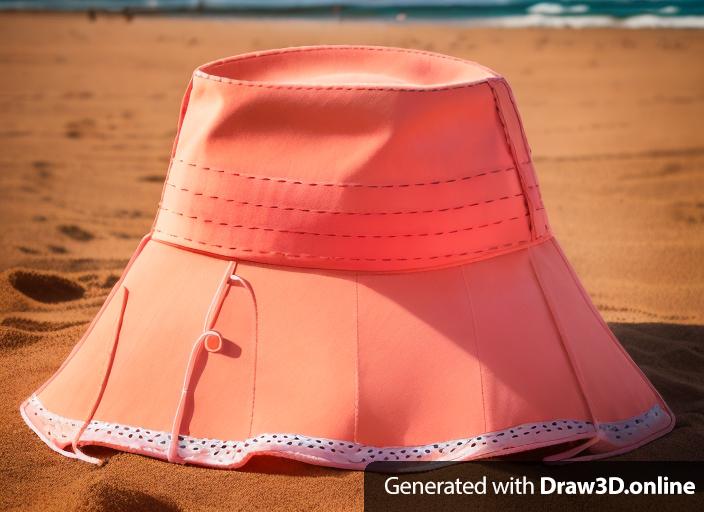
[2,0,704,28]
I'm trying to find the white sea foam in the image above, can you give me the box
[528,3,590,15]
[483,14,704,28]
[623,14,704,28]
[658,5,680,15]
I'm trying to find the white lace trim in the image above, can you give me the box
[22,395,666,469]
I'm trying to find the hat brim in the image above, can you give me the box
[21,236,673,469]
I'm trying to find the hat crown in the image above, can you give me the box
[154,46,550,271]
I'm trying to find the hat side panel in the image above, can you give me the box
[242,262,358,440]
[529,238,672,423]
[355,266,486,446]
[156,77,547,271]
[173,76,514,188]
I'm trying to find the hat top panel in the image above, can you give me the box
[154,48,548,271]
[197,46,498,91]
[176,69,513,188]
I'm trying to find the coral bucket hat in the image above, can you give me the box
[21,46,673,469]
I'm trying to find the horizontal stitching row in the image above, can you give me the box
[198,48,497,93]
[165,182,527,216]
[159,207,536,239]
[174,159,518,188]
[195,70,492,93]
[154,228,536,262]
[206,46,478,71]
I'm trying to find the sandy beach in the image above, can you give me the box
[0,13,702,511]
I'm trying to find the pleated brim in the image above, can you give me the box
[21,236,673,469]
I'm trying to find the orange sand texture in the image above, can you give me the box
[1,13,703,511]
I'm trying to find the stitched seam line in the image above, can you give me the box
[501,78,532,162]
[497,84,550,233]
[459,267,487,434]
[159,207,536,239]
[197,47,498,92]
[173,159,527,188]
[247,265,258,440]
[527,248,599,429]
[195,71,493,93]
[547,238,674,425]
[353,273,360,444]
[153,228,541,262]
[488,80,538,239]
[164,183,532,216]
[206,46,487,71]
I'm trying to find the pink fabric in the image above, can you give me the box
[20,46,673,469]
[153,47,548,271]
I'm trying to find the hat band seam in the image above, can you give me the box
[152,229,547,262]
[158,207,537,239]
[164,183,540,217]
[172,159,530,188]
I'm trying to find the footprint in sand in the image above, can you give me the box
[114,209,146,219]
[65,118,97,139]
[102,274,119,289]
[58,224,94,241]
[671,202,704,225]
[111,231,137,240]
[8,270,85,303]
[659,162,682,176]
[32,160,53,179]
[139,174,164,183]
[0,327,41,350]
[1,317,83,332]
[78,273,98,282]
[47,244,68,254]
[78,481,181,512]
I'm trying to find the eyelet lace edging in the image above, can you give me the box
[21,395,668,470]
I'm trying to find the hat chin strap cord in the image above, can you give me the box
[18,234,152,465]
[70,286,131,465]
[167,261,257,464]
[56,251,256,466]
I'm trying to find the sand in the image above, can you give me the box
[0,12,702,511]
